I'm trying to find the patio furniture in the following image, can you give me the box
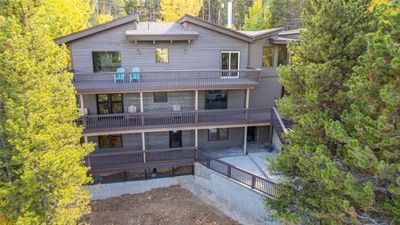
[113,67,125,83]
[130,67,141,83]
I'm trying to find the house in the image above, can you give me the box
[55,14,299,183]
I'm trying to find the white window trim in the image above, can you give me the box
[221,51,240,78]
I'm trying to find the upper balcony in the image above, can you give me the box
[73,69,261,94]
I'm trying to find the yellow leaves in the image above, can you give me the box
[160,0,202,22]
[97,13,114,24]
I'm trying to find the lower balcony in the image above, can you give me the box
[87,147,195,174]
[80,107,273,134]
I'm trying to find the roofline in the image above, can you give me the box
[54,14,139,45]
[178,14,254,42]
[252,27,285,40]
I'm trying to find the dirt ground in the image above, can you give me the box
[82,185,241,225]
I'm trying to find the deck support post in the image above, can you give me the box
[79,94,84,112]
[243,126,248,155]
[245,89,250,121]
[140,92,144,125]
[269,125,274,145]
[195,129,198,149]
[195,90,198,123]
[83,135,88,143]
[142,132,146,162]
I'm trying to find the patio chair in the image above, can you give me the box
[130,67,141,83]
[113,67,125,83]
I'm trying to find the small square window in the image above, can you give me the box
[208,128,228,141]
[154,92,168,103]
[262,47,274,67]
[98,135,123,148]
[156,48,169,63]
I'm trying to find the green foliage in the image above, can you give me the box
[263,0,400,224]
[242,0,270,30]
[0,0,94,224]
[267,0,303,29]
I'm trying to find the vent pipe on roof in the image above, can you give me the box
[227,0,233,29]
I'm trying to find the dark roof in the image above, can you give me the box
[54,14,138,44]
[125,22,198,42]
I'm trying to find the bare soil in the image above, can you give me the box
[83,185,241,225]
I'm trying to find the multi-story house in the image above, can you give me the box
[55,14,298,183]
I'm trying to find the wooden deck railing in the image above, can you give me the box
[73,69,261,94]
[195,150,277,197]
[87,147,196,174]
[80,107,272,133]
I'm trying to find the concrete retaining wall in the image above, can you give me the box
[193,163,280,225]
[272,129,283,151]
[88,175,192,200]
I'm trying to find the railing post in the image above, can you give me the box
[227,165,231,177]
[251,175,256,189]
[207,159,210,168]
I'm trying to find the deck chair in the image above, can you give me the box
[130,67,141,83]
[113,67,125,83]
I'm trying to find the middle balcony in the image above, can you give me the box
[80,107,272,135]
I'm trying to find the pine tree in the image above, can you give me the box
[267,0,303,29]
[160,0,202,22]
[265,0,384,224]
[0,0,94,223]
[242,0,270,30]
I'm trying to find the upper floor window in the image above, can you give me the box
[277,47,288,66]
[262,47,274,67]
[92,51,121,72]
[156,48,169,63]
[96,94,123,114]
[154,92,168,103]
[98,135,123,148]
[205,90,227,109]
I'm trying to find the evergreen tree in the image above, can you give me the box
[242,0,270,30]
[267,0,303,29]
[265,0,384,224]
[0,0,94,223]
[160,0,202,22]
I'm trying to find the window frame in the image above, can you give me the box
[155,48,169,64]
[96,94,124,114]
[277,46,288,66]
[92,51,121,72]
[98,135,123,148]
[262,47,275,68]
[153,92,168,103]
[208,128,229,141]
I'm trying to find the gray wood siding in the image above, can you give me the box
[70,22,249,73]
[248,39,282,107]
[198,127,244,149]
[143,91,195,112]
[145,130,194,150]
[89,133,142,153]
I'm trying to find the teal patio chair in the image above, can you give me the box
[130,67,141,83]
[113,67,125,83]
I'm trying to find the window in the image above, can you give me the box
[208,128,228,141]
[262,47,274,67]
[154,92,168,103]
[96,94,123,114]
[221,51,240,77]
[92,51,121,72]
[277,47,288,66]
[155,48,169,63]
[98,135,123,148]
[205,90,227,109]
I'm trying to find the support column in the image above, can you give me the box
[245,88,250,121]
[195,129,198,149]
[195,90,199,124]
[83,135,88,143]
[79,94,84,113]
[142,132,146,162]
[140,92,144,125]
[243,126,248,155]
